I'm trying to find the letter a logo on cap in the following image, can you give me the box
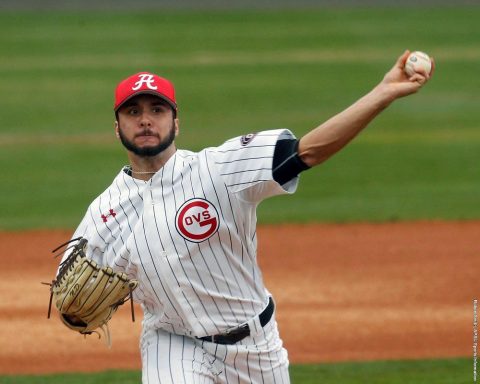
[114,72,177,111]
[132,74,158,91]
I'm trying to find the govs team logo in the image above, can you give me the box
[175,198,220,242]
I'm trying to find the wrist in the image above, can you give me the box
[370,83,397,109]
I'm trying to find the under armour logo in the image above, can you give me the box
[101,209,117,223]
[132,74,158,91]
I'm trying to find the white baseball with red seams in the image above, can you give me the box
[404,51,432,77]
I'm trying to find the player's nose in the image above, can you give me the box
[139,113,152,127]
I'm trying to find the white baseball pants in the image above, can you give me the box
[140,315,290,384]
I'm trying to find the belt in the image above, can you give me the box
[198,297,274,345]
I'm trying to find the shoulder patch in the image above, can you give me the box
[240,133,257,146]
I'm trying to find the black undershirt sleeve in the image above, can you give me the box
[272,139,311,185]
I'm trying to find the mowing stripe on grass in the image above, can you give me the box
[0,358,472,384]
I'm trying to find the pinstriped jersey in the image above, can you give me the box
[67,129,299,337]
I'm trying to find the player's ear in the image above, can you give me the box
[114,121,120,139]
[174,117,179,137]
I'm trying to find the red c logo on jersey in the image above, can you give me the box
[175,198,220,242]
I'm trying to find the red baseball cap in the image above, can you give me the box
[114,72,177,112]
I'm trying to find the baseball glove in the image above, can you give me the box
[46,237,138,346]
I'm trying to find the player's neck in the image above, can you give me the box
[128,145,176,181]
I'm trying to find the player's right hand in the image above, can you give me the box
[378,50,435,100]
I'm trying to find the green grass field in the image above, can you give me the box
[0,7,478,383]
[0,358,473,383]
[1,8,479,229]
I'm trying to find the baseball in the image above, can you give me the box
[404,51,432,77]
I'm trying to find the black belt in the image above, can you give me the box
[198,297,274,345]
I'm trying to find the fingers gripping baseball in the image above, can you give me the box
[380,50,434,99]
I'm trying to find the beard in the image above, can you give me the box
[118,120,176,157]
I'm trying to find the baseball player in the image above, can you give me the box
[62,50,433,383]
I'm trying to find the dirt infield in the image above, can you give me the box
[0,221,477,375]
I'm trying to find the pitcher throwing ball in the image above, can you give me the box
[55,50,433,383]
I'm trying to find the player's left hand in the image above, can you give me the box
[47,237,138,346]
[378,50,435,100]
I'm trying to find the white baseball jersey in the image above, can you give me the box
[69,128,298,338]
[66,128,299,383]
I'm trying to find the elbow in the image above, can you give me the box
[298,143,339,167]
[298,149,329,167]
